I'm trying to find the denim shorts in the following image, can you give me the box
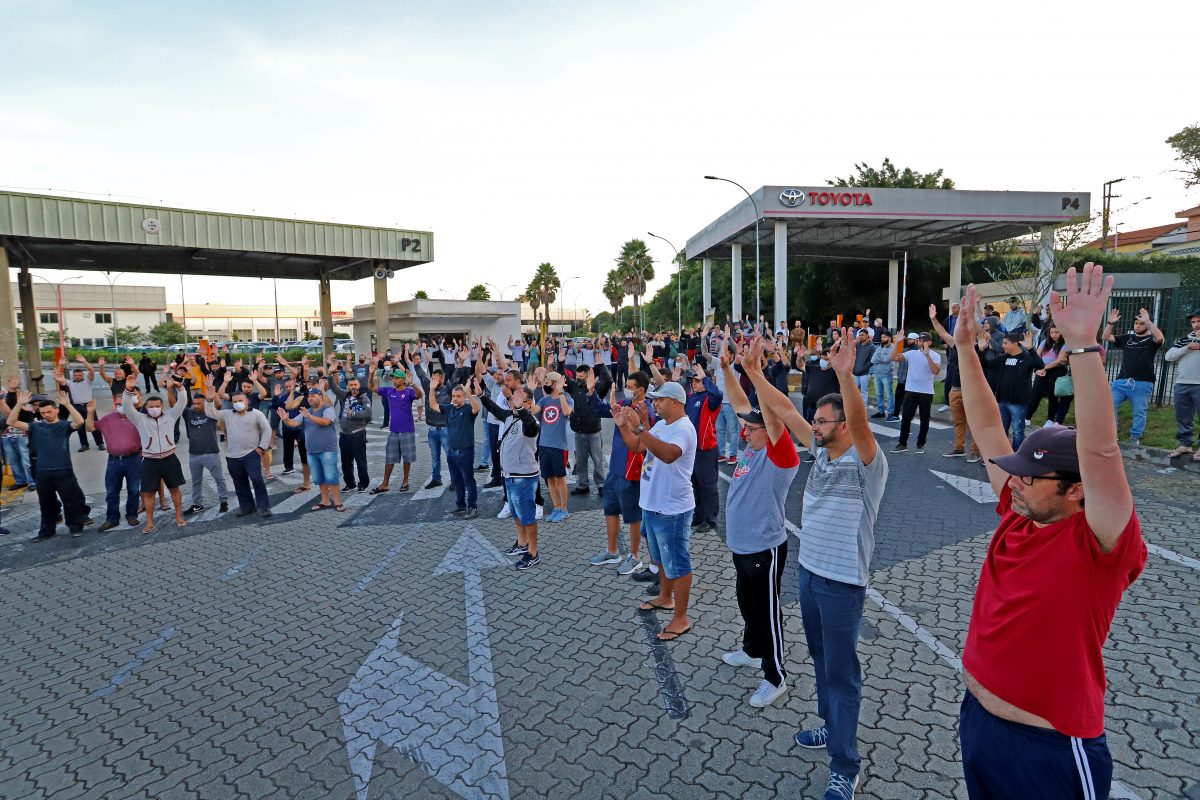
[602,471,641,523]
[643,508,694,579]
[505,475,539,525]
[308,450,339,486]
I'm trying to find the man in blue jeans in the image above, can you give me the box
[1103,306,1164,445]
[415,364,452,489]
[428,379,481,519]
[741,333,887,800]
[89,401,143,531]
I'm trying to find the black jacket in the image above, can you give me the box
[564,370,612,434]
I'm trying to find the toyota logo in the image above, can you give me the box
[779,189,805,207]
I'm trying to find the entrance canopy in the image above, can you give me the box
[685,185,1091,327]
[0,190,433,280]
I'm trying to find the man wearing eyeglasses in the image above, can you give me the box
[953,268,1146,800]
[737,334,886,800]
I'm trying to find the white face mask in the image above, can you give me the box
[147,407,163,418]
[819,359,830,369]
[233,401,247,412]
[622,388,634,401]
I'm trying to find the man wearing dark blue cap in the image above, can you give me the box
[952,267,1147,800]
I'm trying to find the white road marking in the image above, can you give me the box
[412,485,446,502]
[868,423,899,438]
[1145,543,1200,573]
[929,470,998,504]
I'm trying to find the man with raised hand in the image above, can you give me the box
[953,268,1146,800]
[6,389,93,540]
[717,339,799,710]
[119,371,188,534]
[748,330,886,800]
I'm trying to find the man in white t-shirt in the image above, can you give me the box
[891,332,941,453]
[614,381,697,641]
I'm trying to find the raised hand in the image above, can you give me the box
[1049,262,1114,348]
[97,356,106,367]
[17,390,32,406]
[56,389,70,406]
[826,328,857,375]
[1107,307,1120,325]
[85,399,96,413]
[928,303,939,321]
[954,286,983,348]
[276,407,288,419]
[75,354,87,364]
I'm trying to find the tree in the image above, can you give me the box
[303,331,319,340]
[466,284,491,301]
[1166,123,1200,189]
[615,239,655,330]
[414,290,429,300]
[603,269,625,325]
[108,324,143,346]
[523,262,561,332]
[148,320,186,346]
[829,157,955,189]
[981,213,1102,312]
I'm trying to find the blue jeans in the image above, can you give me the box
[998,402,1028,448]
[1175,383,1200,447]
[427,426,449,481]
[872,373,894,415]
[1111,379,1153,439]
[716,403,740,458]
[853,375,870,407]
[447,447,477,510]
[104,454,142,523]
[797,564,865,779]
[226,451,271,512]
[642,508,694,579]
[2,435,32,486]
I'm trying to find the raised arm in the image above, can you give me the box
[928,304,954,347]
[742,338,812,448]
[59,390,85,430]
[954,286,1015,497]
[1050,264,1132,550]
[6,390,31,432]
[825,330,878,464]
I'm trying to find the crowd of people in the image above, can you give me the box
[0,266,1176,799]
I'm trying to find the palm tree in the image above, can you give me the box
[466,284,490,301]
[603,269,626,329]
[524,262,561,331]
[615,239,654,331]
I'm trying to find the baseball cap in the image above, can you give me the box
[647,382,686,403]
[989,426,1080,477]
[737,407,765,425]
[906,332,919,341]
[392,368,406,379]
[307,387,323,395]
[1187,309,1200,320]
[30,393,52,405]
[918,332,932,341]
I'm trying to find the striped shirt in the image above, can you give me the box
[798,442,888,586]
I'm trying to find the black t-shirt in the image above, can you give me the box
[1113,334,1161,383]
[995,348,1040,405]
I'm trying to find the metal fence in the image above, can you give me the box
[1102,287,1200,407]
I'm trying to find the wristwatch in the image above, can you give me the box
[634,424,646,434]
[1066,345,1103,358]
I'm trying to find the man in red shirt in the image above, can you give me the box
[953,265,1147,800]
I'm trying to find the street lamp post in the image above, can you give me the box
[704,175,760,324]
[485,283,517,301]
[647,231,683,332]
[560,276,580,335]
[101,271,126,349]
[30,273,83,353]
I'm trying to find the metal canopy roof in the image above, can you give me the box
[0,191,433,280]
[686,186,1091,262]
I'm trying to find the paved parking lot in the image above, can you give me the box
[1,413,1196,799]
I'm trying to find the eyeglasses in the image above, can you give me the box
[811,417,845,426]
[1014,474,1067,486]
[744,424,766,433]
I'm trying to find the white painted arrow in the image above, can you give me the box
[929,469,998,504]
[339,525,512,800]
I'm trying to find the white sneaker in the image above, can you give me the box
[616,555,643,575]
[722,650,762,668]
[937,404,949,412]
[748,679,787,708]
[496,505,513,519]
[535,504,544,519]
[1042,420,1056,428]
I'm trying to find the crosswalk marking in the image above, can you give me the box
[929,470,997,504]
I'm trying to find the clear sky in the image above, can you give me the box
[4,0,1196,316]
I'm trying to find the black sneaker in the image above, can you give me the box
[78,445,90,452]
[515,553,541,571]
[695,521,714,533]
[504,541,529,557]
[475,465,489,472]
[914,447,925,454]
[890,445,908,453]
[570,486,589,496]
[71,528,84,538]
[219,502,229,513]
[236,508,255,517]
[33,532,56,542]
[260,509,273,518]
[126,516,139,526]
[283,468,295,475]
[424,479,443,489]
[871,412,885,419]
[98,520,119,532]
[357,486,369,493]
[885,415,899,421]
[632,569,657,583]
[462,508,479,520]
[644,581,660,595]
[449,507,467,517]
[98,444,106,451]
[342,484,355,493]
[481,480,504,489]
[184,504,204,516]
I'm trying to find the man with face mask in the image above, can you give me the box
[180,390,230,517]
[119,371,188,534]
[329,372,373,493]
[7,389,93,540]
[205,384,274,518]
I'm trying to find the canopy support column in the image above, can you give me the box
[0,246,19,386]
[319,273,334,360]
[1037,226,1055,308]
[887,259,899,331]
[373,266,390,355]
[949,245,963,309]
[731,244,743,323]
[773,221,788,329]
[17,264,43,392]
[702,258,712,324]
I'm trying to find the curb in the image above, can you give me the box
[1120,442,1200,472]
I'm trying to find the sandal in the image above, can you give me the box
[310,503,332,511]
[657,625,692,641]
[1193,451,1200,463]
[1167,446,1194,458]
[142,524,157,535]
[639,600,674,612]
[369,486,389,495]
[335,504,347,512]
[399,483,410,492]
[293,485,313,494]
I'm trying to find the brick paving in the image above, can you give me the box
[0,417,1196,799]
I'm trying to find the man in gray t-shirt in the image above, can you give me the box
[736,332,887,798]
[718,356,801,708]
[181,394,229,515]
